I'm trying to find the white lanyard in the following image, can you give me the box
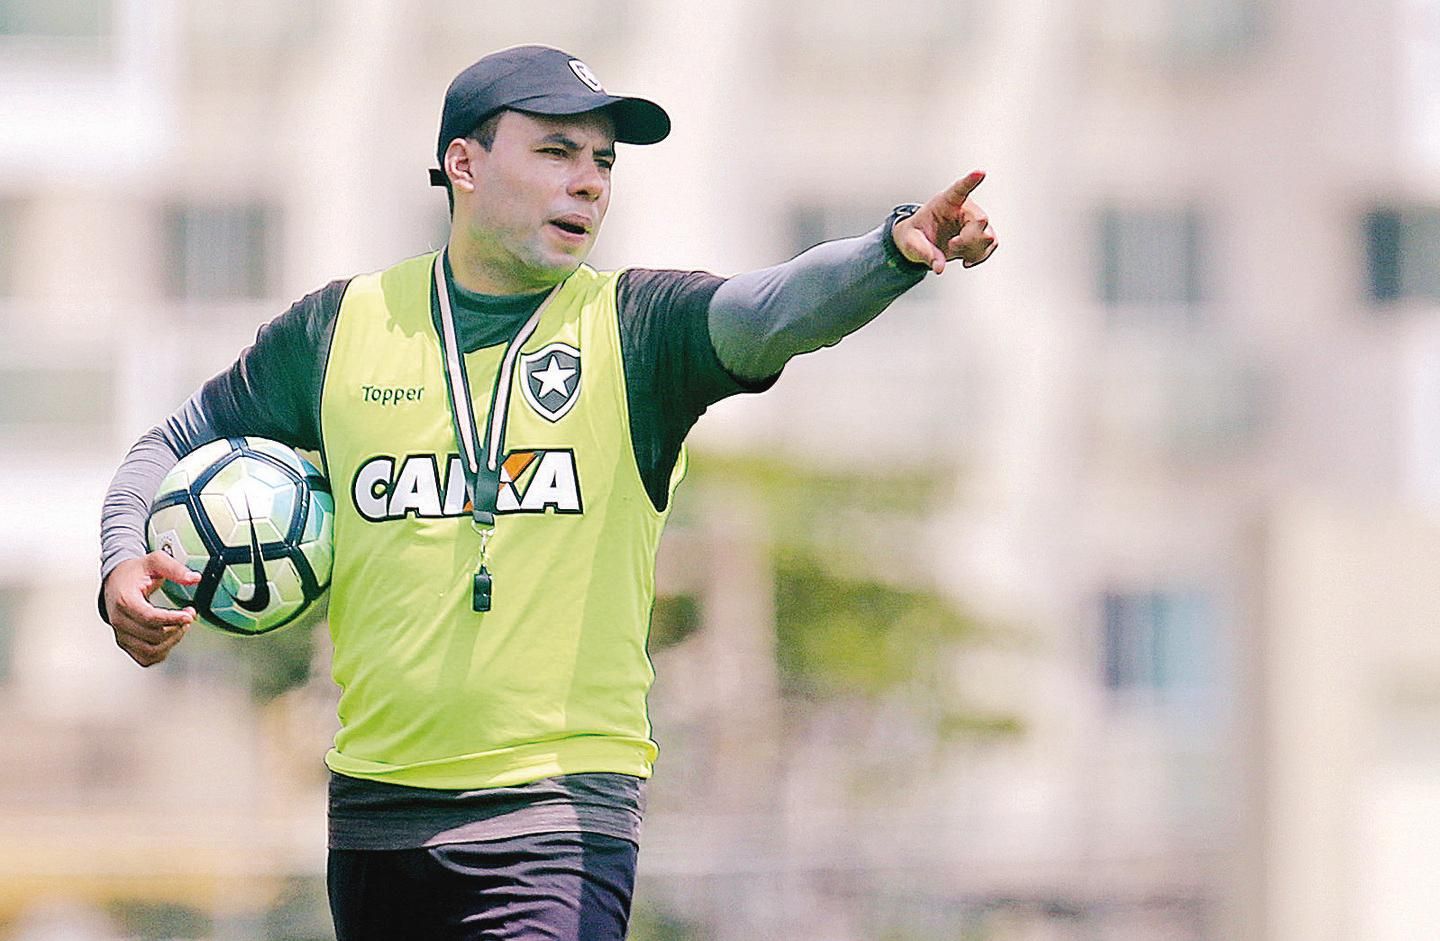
[430,250,555,608]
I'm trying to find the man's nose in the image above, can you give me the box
[569,162,606,200]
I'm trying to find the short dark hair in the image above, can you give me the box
[468,110,504,151]
[443,110,507,213]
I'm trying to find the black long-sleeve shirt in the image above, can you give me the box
[101,221,926,585]
[99,218,929,851]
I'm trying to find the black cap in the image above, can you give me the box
[430,45,671,186]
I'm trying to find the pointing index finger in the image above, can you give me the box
[940,170,986,208]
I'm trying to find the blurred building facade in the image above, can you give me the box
[2,0,1440,938]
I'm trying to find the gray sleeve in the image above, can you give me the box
[99,398,224,588]
[98,279,346,610]
[706,220,929,383]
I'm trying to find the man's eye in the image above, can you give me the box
[540,147,567,156]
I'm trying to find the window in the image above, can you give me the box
[0,0,112,39]
[1099,207,1207,316]
[187,0,321,51]
[0,199,15,297]
[1366,207,1440,302]
[1102,589,1217,698]
[1168,0,1264,60]
[0,586,18,684]
[774,0,970,79]
[788,202,893,257]
[165,204,281,301]
[1092,0,1264,64]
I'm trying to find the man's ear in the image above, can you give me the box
[444,138,478,195]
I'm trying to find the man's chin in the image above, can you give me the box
[509,239,593,289]
[533,251,589,283]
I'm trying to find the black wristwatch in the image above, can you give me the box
[881,203,931,274]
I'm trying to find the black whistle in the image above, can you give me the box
[473,569,493,612]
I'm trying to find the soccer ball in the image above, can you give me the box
[146,436,334,635]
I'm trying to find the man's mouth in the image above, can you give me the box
[548,215,591,237]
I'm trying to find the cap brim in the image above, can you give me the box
[429,91,673,185]
[511,93,671,145]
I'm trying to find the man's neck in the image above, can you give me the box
[447,234,560,297]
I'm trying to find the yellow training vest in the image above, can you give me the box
[319,252,681,789]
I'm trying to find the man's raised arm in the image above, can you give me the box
[708,172,1002,380]
[707,171,997,382]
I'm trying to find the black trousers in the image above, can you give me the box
[327,831,638,941]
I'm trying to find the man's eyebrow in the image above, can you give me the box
[537,133,616,159]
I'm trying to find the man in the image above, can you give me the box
[100,45,996,940]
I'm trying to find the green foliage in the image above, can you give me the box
[773,551,976,699]
[627,904,707,941]
[260,876,335,940]
[682,449,1022,737]
[648,593,703,651]
[177,615,320,704]
[680,451,952,519]
[105,899,210,941]
[232,617,321,702]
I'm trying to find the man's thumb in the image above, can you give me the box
[898,226,945,274]
[148,550,201,585]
